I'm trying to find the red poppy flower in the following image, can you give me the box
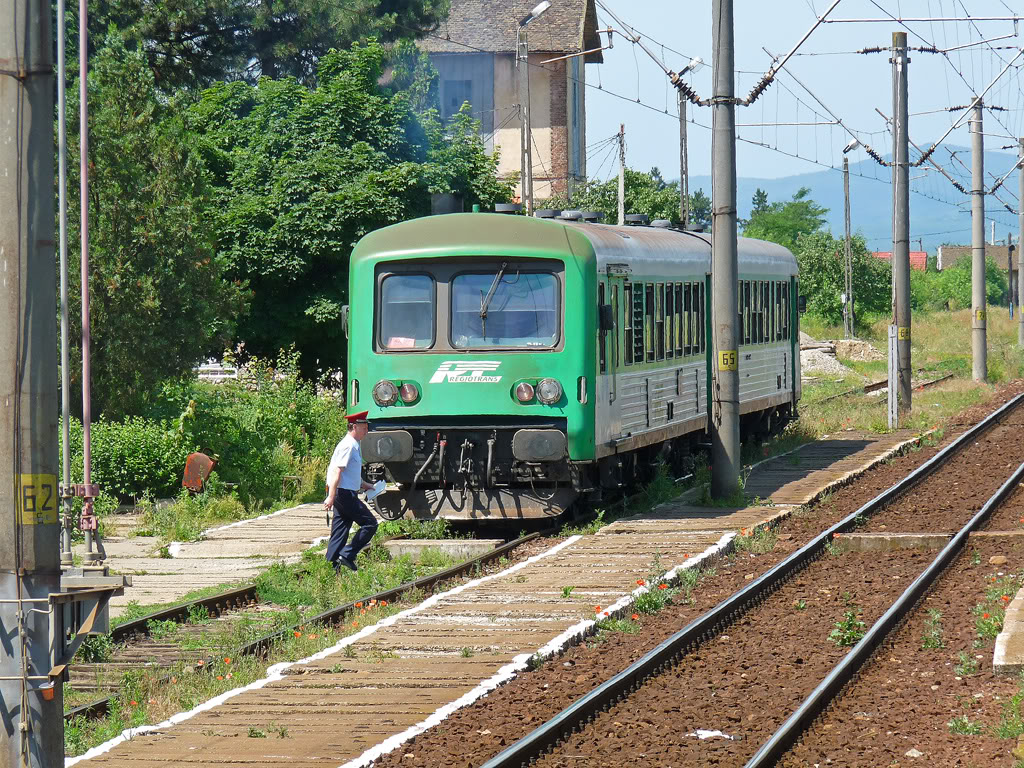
[637,579,646,586]
[631,613,640,621]
[659,584,668,590]
[983,613,991,619]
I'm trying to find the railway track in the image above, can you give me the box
[476,391,1024,768]
[65,532,538,722]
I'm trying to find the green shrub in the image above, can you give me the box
[63,416,195,500]
[144,349,346,506]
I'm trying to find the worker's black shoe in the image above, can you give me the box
[336,556,358,573]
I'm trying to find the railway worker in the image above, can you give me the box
[323,410,378,573]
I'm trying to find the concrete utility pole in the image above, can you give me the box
[617,124,626,225]
[517,32,534,215]
[843,155,854,338]
[972,102,987,381]
[679,92,689,228]
[891,31,912,416]
[0,0,64,763]
[710,0,740,499]
[1019,138,1024,347]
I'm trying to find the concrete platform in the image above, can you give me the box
[383,539,504,561]
[69,428,926,767]
[72,503,328,617]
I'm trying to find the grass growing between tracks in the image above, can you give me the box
[64,600,404,757]
[798,307,1024,440]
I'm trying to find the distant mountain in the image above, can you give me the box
[686,145,1021,254]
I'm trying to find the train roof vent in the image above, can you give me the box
[580,211,606,222]
[651,219,673,228]
[534,208,561,218]
[560,210,583,221]
[624,214,650,226]
[494,203,522,214]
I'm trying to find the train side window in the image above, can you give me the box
[598,282,607,373]
[674,284,684,356]
[770,281,776,342]
[624,284,634,366]
[682,283,692,356]
[656,283,666,361]
[611,285,619,368]
[775,281,783,341]
[737,281,744,347]
[755,281,761,344]
[757,281,764,344]
[633,282,645,364]
[745,280,752,345]
[762,282,770,343]
[665,284,674,360]
[645,283,656,363]
[698,281,706,354]
[782,282,790,340]
[752,281,760,344]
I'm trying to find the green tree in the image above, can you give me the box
[542,168,709,228]
[62,0,450,89]
[742,187,828,250]
[187,40,512,375]
[751,187,769,216]
[911,256,1007,311]
[64,36,245,417]
[794,231,890,325]
[688,188,711,231]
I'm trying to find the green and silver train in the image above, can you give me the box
[345,211,801,521]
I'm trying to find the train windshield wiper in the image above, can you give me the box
[479,261,508,335]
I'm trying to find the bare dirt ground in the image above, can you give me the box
[370,380,1024,768]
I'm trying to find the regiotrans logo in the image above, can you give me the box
[429,361,502,383]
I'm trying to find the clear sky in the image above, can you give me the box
[584,0,1024,237]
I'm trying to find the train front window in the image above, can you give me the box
[379,274,435,349]
[450,271,559,348]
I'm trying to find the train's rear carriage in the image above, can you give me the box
[346,213,597,520]
[568,224,713,486]
[735,237,800,435]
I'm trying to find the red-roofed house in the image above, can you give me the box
[872,251,928,271]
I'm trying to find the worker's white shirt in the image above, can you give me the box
[328,433,362,491]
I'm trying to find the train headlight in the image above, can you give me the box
[372,380,399,406]
[515,381,535,403]
[399,382,419,403]
[536,378,563,405]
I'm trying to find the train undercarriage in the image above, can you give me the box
[364,405,794,521]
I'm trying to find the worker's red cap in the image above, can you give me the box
[346,411,369,424]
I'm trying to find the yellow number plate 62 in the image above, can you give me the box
[718,350,738,371]
[17,474,58,525]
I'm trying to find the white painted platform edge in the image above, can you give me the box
[338,531,736,768]
[64,535,583,766]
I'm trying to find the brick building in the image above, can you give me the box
[418,0,603,200]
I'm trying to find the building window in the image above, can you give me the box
[443,79,473,120]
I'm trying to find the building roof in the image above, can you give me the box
[937,244,1017,271]
[872,251,928,271]
[419,0,604,62]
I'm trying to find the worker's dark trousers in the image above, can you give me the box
[326,489,378,566]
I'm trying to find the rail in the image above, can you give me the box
[479,391,1024,768]
[65,532,539,722]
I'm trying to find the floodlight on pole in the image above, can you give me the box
[520,0,551,27]
[681,56,704,75]
[843,138,861,154]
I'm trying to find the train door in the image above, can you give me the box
[604,274,626,440]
